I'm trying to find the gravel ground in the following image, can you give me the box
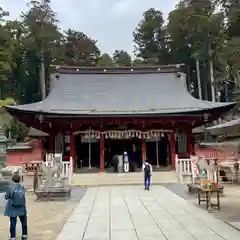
[0,187,86,240]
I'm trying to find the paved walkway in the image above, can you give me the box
[56,186,240,240]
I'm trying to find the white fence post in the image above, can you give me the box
[175,154,179,175]
[176,157,192,183]
[69,157,73,184]
[61,160,72,185]
[190,156,198,183]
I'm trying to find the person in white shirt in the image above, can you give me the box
[123,151,129,172]
[142,159,152,190]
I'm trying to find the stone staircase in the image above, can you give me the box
[71,171,178,186]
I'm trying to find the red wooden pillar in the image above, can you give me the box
[170,132,176,169]
[100,134,104,172]
[70,134,76,173]
[141,138,146,165]
[49,134,55,153]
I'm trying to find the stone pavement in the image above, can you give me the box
[56,186,240,240]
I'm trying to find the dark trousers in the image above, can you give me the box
[10,215,28,239]
[113,164,118,172]
[144,174,151,189]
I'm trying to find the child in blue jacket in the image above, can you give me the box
[4,173,28,240]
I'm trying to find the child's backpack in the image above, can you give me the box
[12,185,25,207]
[144,164,151,176]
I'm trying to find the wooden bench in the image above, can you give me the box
[196,185,222,210]
[187,183,200,193]
[187,183,224,194]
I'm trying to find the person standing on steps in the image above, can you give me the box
[123,151,129,172]
[4,173,28,240]
[142,159,152,190]
[112,152,119,173]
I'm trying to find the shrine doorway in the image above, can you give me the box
[146,133,170,167]
[75,135,100,170]
[105,138,142,169]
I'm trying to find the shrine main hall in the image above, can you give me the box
[4,65,235,172]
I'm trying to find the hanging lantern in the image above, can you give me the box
[132,132,135,138]
[95,132,100,139]
[38,114,44,123]
[147,132,150,139]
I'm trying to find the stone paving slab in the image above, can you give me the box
[56,186,240,240]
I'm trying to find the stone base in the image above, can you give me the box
[35,186,71,201]
[180,173,192,184]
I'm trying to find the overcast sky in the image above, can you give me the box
[2,0,179,55]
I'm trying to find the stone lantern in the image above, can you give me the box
[0,127,8,169]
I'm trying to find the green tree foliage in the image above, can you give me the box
[132,58,144,66]
[167,0,225,99]
[133,8,170,65]
[133,2,239,103]
[21,0,62,102]
[112,50,132,66]
[0,98,28,141]
[63,29,100,66]
[213,0,240,107]
[0,7,15,84]
[98,53,115,66]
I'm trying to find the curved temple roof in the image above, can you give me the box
[4,66,235,117]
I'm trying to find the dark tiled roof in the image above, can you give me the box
[4,67,235,116]
[206,118,240,135]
